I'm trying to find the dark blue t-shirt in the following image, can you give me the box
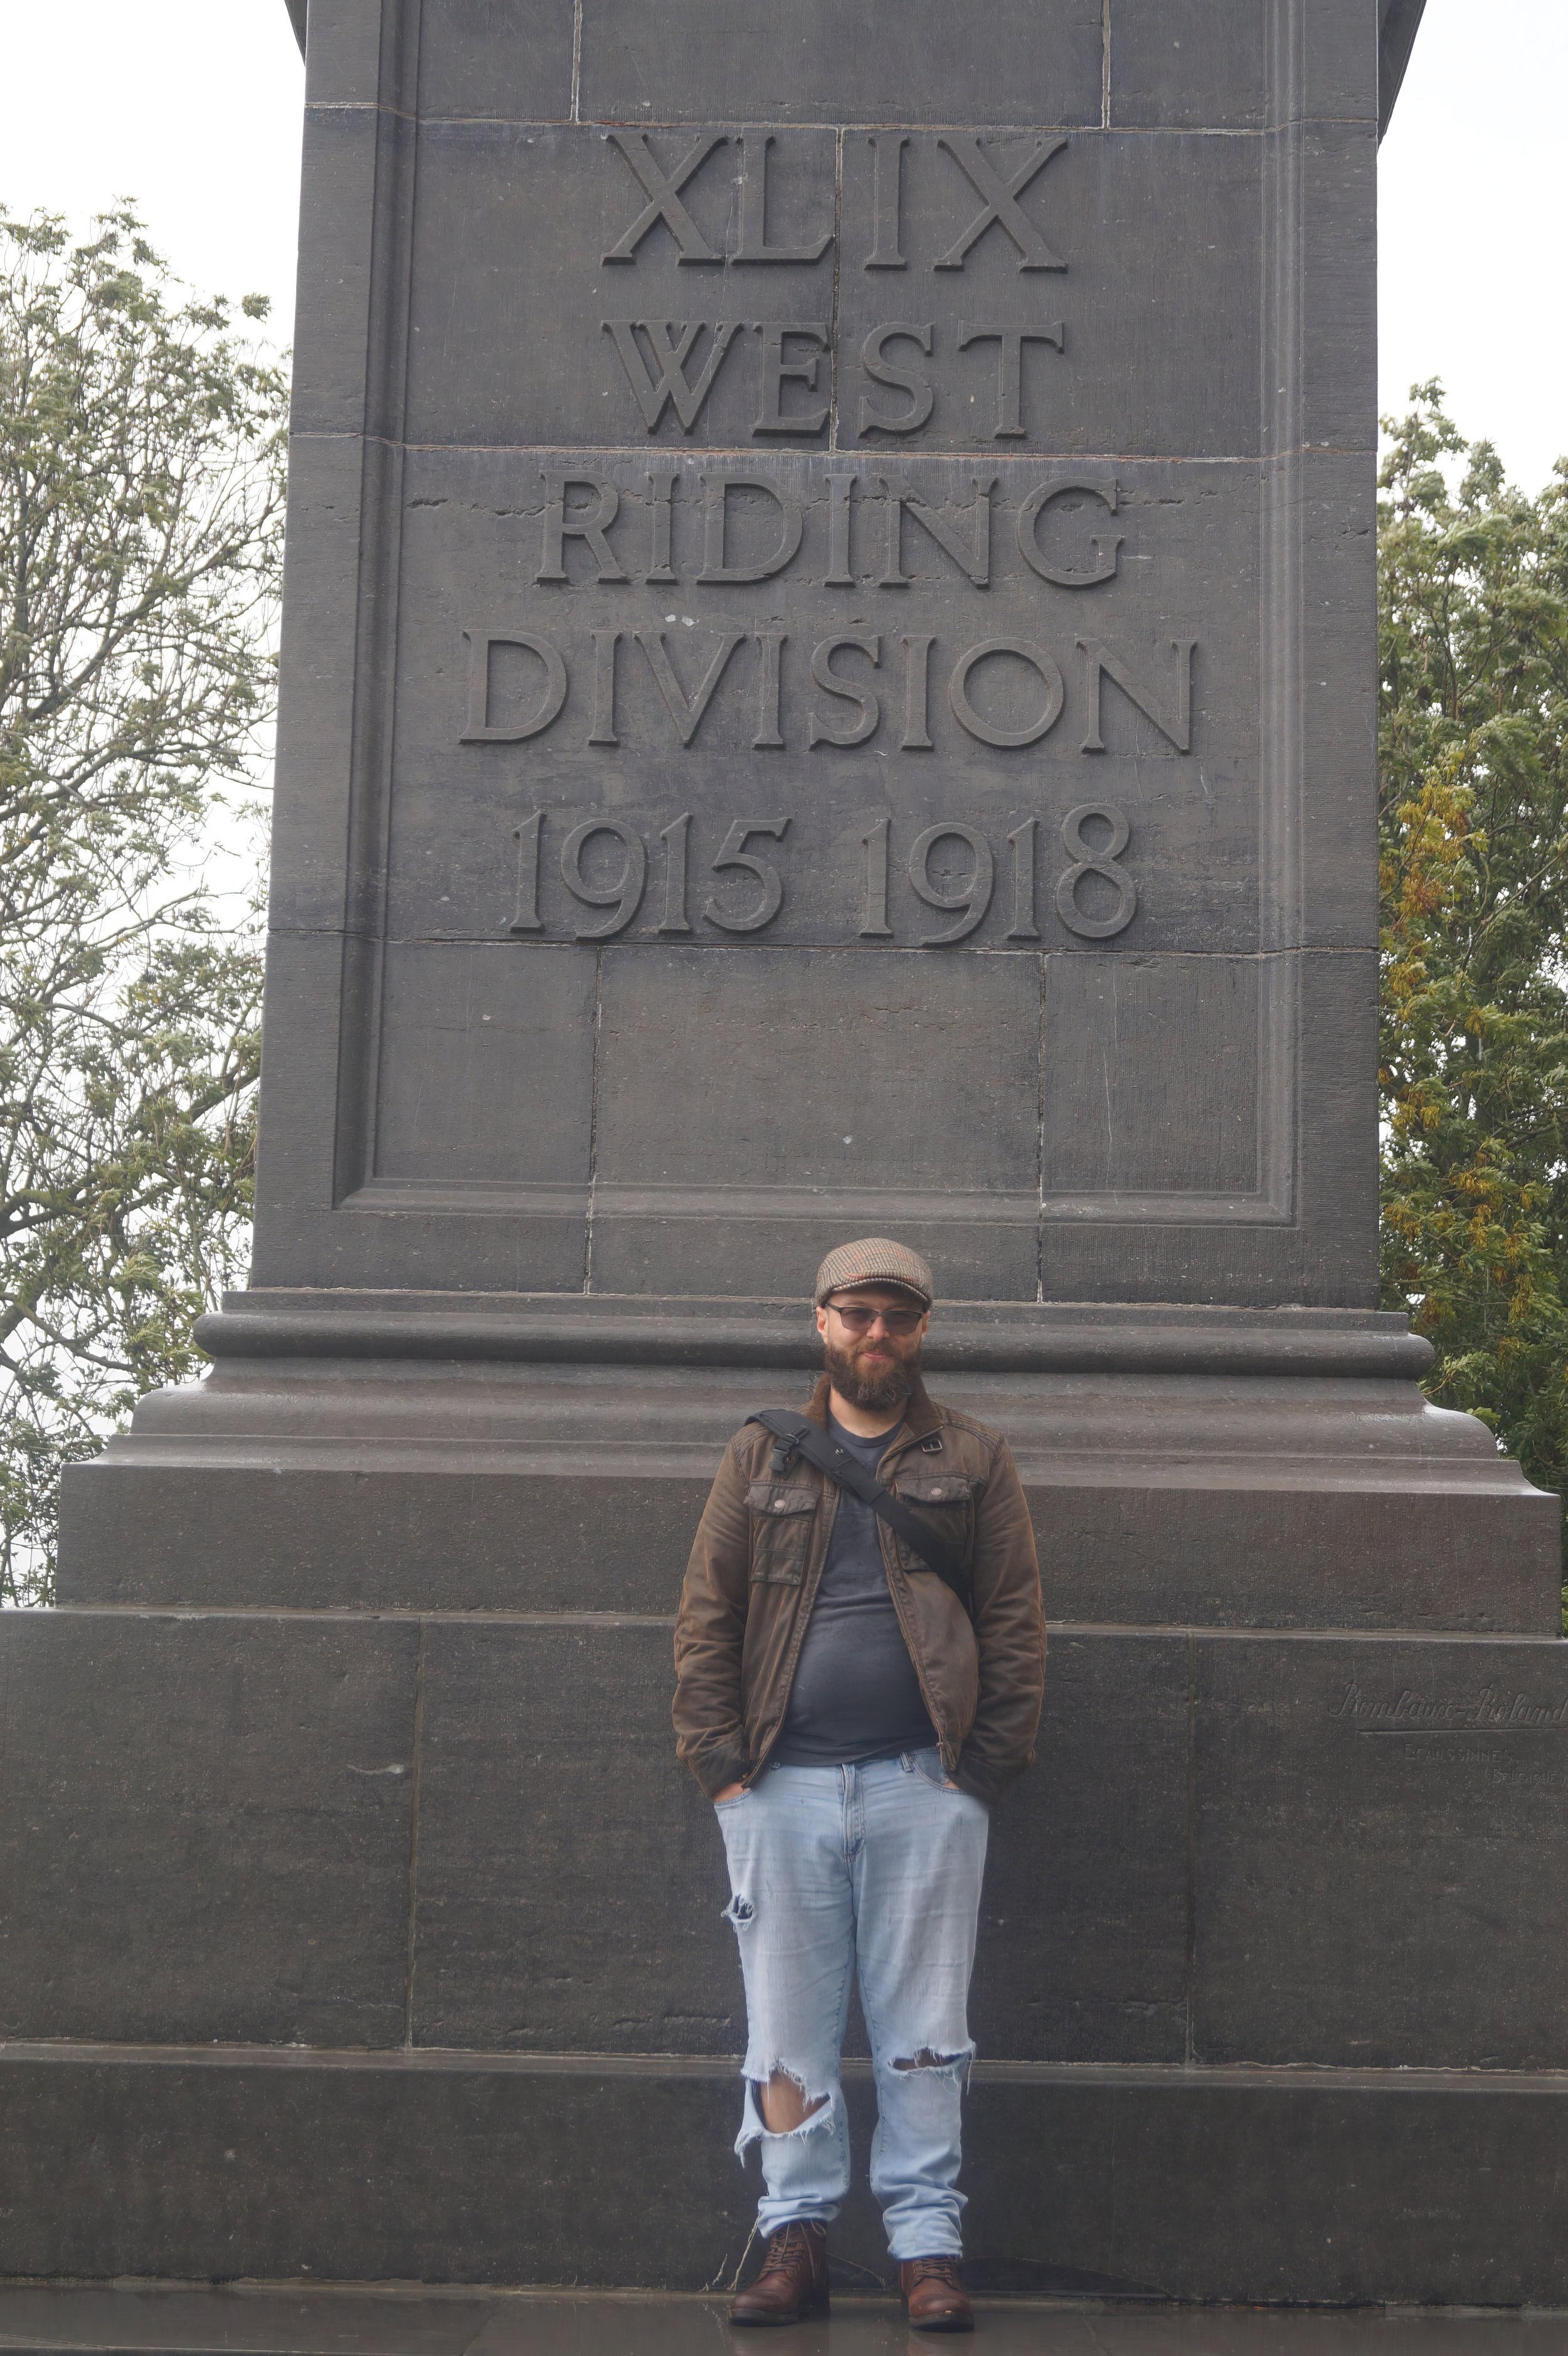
[773,1414,938,1768]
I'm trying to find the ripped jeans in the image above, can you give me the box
[716,1748,990,2259]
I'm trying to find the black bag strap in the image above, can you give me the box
[746,1408,972,1614]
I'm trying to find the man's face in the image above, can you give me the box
[815,1285,930,1414]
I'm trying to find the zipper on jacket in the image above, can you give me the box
[874,1425,964,1774]
[876,1524,960,1773]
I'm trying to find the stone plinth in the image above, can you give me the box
[4,0,1563,2305]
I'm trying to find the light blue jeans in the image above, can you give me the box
[716,1748,990,2259]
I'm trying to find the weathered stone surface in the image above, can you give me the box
[1108,1,1270,129]
[1194,1636,1568,2069]
[970,1632,1189,2064]
[60,1450,1563,1636]
[18,1610,1566,2079]
[416,0,575,122]
[4,2044,1567,2305]
[374,942,597,1187]
[0,1616,418,2047]
[58,1315,1560,1633]
[247,0,1384,1308]
[577,1,1107,129]
[410,1621,741,2055]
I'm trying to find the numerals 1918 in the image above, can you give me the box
[509,805,1136,943]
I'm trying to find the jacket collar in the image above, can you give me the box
[804,1367,942,1450]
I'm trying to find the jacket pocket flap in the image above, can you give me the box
[893,1477,973,1507]
[746,1482,817,1517]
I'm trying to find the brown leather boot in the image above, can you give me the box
[728,2220,830,2326]
[899,2254,973,2332]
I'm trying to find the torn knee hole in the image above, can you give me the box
[754,2066,830,2135]
[721,1894,755,1929]
[893,2048,967,2072]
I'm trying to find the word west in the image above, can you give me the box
[606,319,1064,441]
[506,805,1137,944]
[600,128,1070,441]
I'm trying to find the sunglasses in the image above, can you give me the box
[827,1302,924,1336]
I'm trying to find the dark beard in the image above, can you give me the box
[822,1334,917,1414]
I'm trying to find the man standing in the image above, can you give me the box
[674,1239,1046,2332]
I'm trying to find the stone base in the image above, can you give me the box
[8,1296,1562,2303]
[7,1606,1568,2071]
[58,1295,1560,1631]
[4,2045,1568,2306]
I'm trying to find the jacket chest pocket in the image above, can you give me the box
[746,1482,817,1584]
[887,1475,975,1581]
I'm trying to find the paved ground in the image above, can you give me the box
[0,2287,1563,2356]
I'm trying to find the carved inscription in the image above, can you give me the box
[1330,1684,1568,1734]
[458,468,1198,761]
[601,126,1064,275]
[505,806,1136,945]
[435,127,1230,963]
[464,618,1193,760]
[532,469,1134,589]
[1056,805,1138,938]
[605,317,1067,442]
[1330,1683,1568,1791]
[598,129,1072,443]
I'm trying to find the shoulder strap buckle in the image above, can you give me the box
[744,1409,972,1615]
[747,1406,810,1478]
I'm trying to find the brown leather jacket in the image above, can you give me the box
[674,1371,1046,1807]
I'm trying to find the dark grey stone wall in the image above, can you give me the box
[6,1603,1568,2298]
[9,1611,1568,2074]
[6,2045,1568,2304]
[255,0,1382,1306]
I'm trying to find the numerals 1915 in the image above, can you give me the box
[509,805,1136,942]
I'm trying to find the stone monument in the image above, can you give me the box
[8,0,1568,2308]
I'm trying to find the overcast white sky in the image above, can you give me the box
[1379,0,1568,489]
[0,0,1564,489]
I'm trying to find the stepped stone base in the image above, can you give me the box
[4,2046,1568,2306]
[58,1297,1560,1632]
[4,1299,1562,2303]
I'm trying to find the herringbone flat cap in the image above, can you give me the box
[814,1237,934,1310]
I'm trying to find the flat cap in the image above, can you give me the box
[815,1236,934,1311]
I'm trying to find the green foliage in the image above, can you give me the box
[1377,385,1568,1617]
[0,208,286,1603]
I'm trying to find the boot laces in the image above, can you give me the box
[765,2221,822,2278]
[908,2254,963,2288]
